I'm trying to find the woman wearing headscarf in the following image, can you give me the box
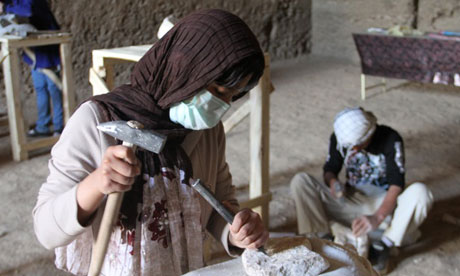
[290,107,433,274]
[33,9,268,276]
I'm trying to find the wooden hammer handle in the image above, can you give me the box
[88,141,136,276]
[88,192,124,276]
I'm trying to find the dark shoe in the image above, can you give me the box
[369,240,391,275]
[27,128,52,137]
[319,232,335,242]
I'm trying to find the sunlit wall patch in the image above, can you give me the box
[394,141,405,173]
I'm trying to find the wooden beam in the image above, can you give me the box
[24,136,59,151]
[361,74,366,100]
[89,67,110,95]
[60,42,76,123]
[0,32,71,48]
[239,193,272,209]
[223,101,250,133]
[105,63,115,91]
[223,82,275,134]
[91,53,106,96]
[91,45,151,62]
[249,54,271,227]
[2,42,27,161]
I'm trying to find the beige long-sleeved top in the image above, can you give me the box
[33,101,238,257]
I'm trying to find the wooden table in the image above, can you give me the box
[353,32,460,100]
[0,31,75,161]
[90,45,273,229]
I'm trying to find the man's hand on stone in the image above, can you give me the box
[352,215,379,237]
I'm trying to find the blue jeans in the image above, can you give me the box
[31,69,63,133]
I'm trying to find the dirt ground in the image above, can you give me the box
[0,52,460,275]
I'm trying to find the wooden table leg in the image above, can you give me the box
[91,53,106,96]
[60,42,75,123]
[250,55,271,228]
[361,74,366,100]
[91,55,114,94]
[104,62,115,91]
[2,43,27,161]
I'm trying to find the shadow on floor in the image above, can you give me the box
[0,256,69,276]
[355,76,460,101]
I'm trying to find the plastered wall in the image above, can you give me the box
[313,0,460,62]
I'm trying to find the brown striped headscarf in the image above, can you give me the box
[89,9,264,274]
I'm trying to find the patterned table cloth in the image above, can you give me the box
[353,33,460,85]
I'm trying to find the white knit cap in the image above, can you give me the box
[333,107,377,153]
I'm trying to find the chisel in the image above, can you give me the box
[192,179,268,255]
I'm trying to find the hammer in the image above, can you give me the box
[88,120,166,276]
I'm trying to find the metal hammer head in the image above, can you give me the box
[97,120,167,154]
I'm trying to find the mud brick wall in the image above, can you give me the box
[2,0,458,127]
[0,0,312,125]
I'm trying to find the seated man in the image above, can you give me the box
[290,107,433,274]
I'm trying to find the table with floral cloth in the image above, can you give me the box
[353,33,460,99]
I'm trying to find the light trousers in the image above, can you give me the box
[290,172,433,246]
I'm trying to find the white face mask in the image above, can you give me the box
[169,90,230,130]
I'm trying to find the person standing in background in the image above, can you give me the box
[0,0,63,136]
